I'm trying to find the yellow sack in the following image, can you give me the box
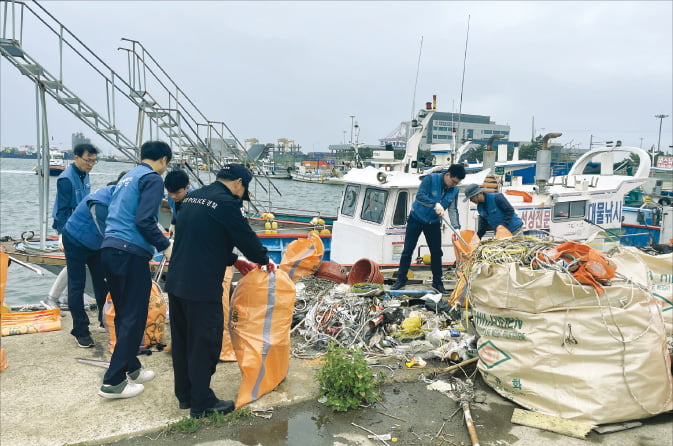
[280,233,324,281]
[220,266,236,362]
[230,268,296,408]
[103,281,167,353]
[0,250,8,371]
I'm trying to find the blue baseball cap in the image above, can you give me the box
[217,164,253,201]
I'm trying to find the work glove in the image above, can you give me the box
[434,203,445,216]
[163,239,174,260]
[234,258,256,276]
[58,234,64,252]
[262,262,277,273]
[168,224,175,237]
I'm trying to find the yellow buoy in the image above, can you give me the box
[267,213,275,220]
[309,230,319,236]
[422,254,431,265]
[320,228,331,235]
[271,222,278,229]
[264,222,272,230]
[310,217,319,225]
[317,218,325,225]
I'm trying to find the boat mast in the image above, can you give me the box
[454,15,470,164]
[409,36,424,132]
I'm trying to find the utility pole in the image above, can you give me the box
[349,115,355,144]
[655,114,669,159]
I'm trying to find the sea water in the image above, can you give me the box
[0,157,343,306]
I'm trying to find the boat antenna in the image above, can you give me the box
[454,15,470,162]
[410,36,424,121]
[408,36,424,142]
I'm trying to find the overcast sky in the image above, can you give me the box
[1,1,671,156]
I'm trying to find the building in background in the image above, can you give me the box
[71,132,91,150]
[380,112,512,149]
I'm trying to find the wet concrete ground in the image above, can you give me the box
[104,371,673,446]
[2,306,672,446]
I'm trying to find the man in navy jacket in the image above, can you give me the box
[43,143,99,312]
[98,141,173,400]
[166,164,270,418]
[463,183,523,238]
[391,164,466,294]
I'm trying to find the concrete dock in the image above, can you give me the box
[1,307,671,446]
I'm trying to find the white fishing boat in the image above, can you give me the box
[47,148,66,176]
[291,165,345,185]
[330,98,661,266]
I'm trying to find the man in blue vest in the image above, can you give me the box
[98,141,173,400]
[391,164,466,294]
[165,164,271,418]
[42,144,100,313]
[463,183,523,238]
[62,172,126,349]
[164,169,196,236]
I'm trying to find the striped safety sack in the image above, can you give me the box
[229,267,296,408]
[279,233,324,281]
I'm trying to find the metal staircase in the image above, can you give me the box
[0,0,279,215]
[116,38,282,205]
[0,0,141,161]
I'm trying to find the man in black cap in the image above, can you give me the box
[165,164,271,418]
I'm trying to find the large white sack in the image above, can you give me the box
[470,262,673,425]
[610,247,673,354]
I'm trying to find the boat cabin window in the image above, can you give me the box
[393,191,408,226]
[552,200,587,221]
[361,188,388,224]
[341,184,360,217]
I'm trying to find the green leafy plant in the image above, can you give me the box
[168,407,252,434]
[169,417,199,434]
[315,343,385,411]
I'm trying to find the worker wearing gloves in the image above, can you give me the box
[165,163,271,418]
[391,164,466,294]
[98,141,173,400]
[463,183,523,238]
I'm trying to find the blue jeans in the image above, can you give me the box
[101,248,151,386]
[63,231,108,337]
[397,214,444,285]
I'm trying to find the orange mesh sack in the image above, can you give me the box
[494,225,513,239]
[1,309,61,336]
[220,266,236,362]
[0,251,7,371]
[230,268,296,408]
[103,281,167,353]
[539,242,617,295]
[280,233,324,281]
[452,229,480,266]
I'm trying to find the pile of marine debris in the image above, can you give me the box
[290,276,475,367]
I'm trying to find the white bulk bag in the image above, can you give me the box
[610,247,673,354]
[470,262,672,425]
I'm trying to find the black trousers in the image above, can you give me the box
[168,293,224,411]
[63,231,108,337]
[101,248,150,386]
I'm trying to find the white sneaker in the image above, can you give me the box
[127,368,155,384]
[40,298,59,310]
[98,380,144,399]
